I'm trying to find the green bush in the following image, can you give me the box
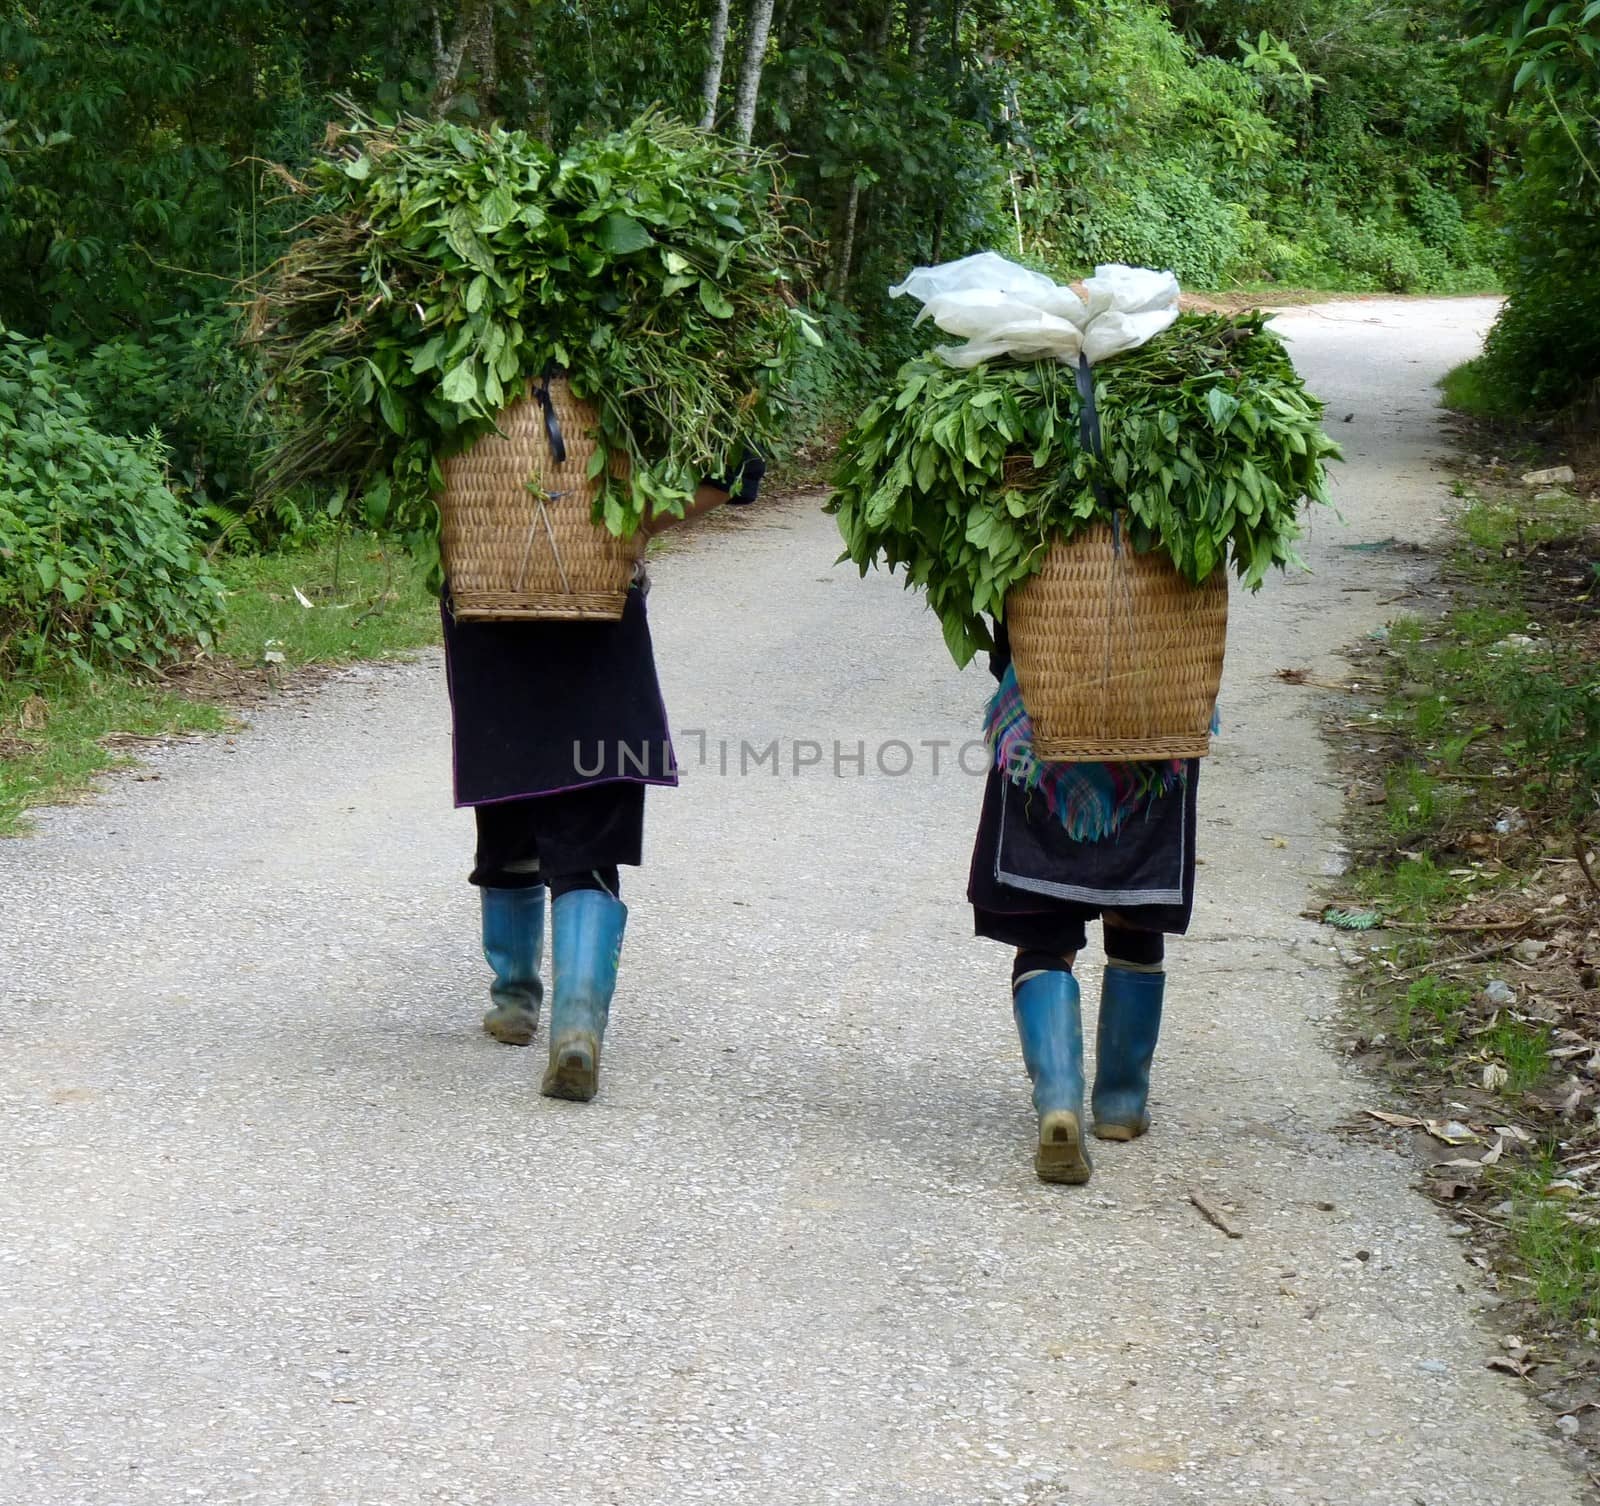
[1465,0,1600,411]
[0,332,224,679]
[1074,161,1250,286]
[1406,171,1470,258]
[1478,163,1600,411]
[65,306,266,513]
[777,299,889,441]
[61,307,325,550]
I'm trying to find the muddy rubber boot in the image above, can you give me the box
[541,888,627,1103]
[1091,966,1165,1141]
[1012,969,1092,1186]
[480,886,546,1045]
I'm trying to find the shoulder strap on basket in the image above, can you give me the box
[1076,354,1121,552]
[533,371,567,466]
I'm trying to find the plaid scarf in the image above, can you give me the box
[983,665,1186,843]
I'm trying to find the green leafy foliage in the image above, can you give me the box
[0,333,224,680]
[1466,0,1600,409]
[249,107,813,578]
[65,308,269,514]
[1002,0,1497,294]
[828,313,1339,665]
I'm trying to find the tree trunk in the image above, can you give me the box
[832,6,895,296]
[731,0,778,146]
[1000,86,1023,255]
[699,0,733,131]
[832,177,862,299]
[432,0,497,117]
[908,1,930,58]
[871,2,893,52]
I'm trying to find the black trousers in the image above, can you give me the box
[1008,922,1167,986]
[469,783,645,897]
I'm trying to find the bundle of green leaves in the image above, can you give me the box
[828,313,1339,665]
[249,107,815,576]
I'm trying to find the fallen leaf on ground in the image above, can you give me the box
[1489,1352,1539,1378]
[1365,1109,1425,1130]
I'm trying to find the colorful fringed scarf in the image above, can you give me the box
[984,665,1187,843]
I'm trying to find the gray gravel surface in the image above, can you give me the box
[3,296,1582,1506]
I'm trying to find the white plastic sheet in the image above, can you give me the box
[888,252,1180,368]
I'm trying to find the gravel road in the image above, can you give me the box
[3,295,1582,1506]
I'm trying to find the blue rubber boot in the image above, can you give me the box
[541,888,628,1102]
[1012,970,1093,1185]
[1092,966,1165,1141]
[480,886,546,1045]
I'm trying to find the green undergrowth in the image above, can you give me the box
[0,535,438,834]
[1440,358,1523,422]
[1503,1158,1600,1326]
[1333,475,1600,1330]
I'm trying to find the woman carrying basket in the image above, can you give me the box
[830,257,1331,1190]
[443,442,762,1105]
[968,618,1200,1186]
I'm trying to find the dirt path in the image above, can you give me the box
[2,296,1582,1506]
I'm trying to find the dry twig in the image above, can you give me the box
[1188,1189,1244,1239]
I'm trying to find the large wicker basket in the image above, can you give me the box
[1006,521,1228,761]
[438,376,635,621]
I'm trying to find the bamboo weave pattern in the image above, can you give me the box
[438,378,635,621]
[1007,522,1228,761]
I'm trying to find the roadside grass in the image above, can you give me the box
[213,535,438,668]
[1185,279,1502,309]
[1330,467,1600,1355]
[0,676,230,835]
[0,535,439,835]
[1504,1157,1600,1326]
[1440,357,1524,421]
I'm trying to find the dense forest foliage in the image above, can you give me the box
[0,0,1595,677]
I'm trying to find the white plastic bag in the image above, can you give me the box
[888,251,1060,305]
[910,289,1084,367]
[1081,264,1180,320]
[889,252,1179,368]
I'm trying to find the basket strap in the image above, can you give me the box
[1076,355,1121,540]
[1075,354,1103,461]
[533,371,567,465]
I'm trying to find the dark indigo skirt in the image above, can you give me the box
[441,585,678,808]
[967,761,1199,951]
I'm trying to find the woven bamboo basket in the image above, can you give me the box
[1006,521,1228,761]
[438,377,635,621]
